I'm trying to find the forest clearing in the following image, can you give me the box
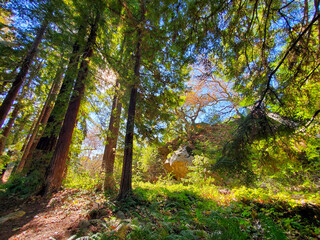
[0,0,320,239]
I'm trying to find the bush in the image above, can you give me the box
[1,170,42,197]
[134,144,164,183]
[63,166,103,191]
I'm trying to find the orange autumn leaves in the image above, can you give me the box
[179,63,241,125]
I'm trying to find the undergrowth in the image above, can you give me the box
[77,180,320,240]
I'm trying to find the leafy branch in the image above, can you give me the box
[256,13,320,108]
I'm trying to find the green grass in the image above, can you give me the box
[86,180,320,239]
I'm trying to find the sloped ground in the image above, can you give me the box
[0,182,319,240]
[0,189,107,240]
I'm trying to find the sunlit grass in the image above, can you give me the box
[62,172,319,239]
[134,180,320,207]
[127,180,320,239]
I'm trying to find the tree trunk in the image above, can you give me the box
[44,14,100,194]
[35,35,83,153]
[19,25,87,190]
[0,67,36,157]
[116,27,143,201]
[103,79,122,192]
[20,119,37,155]
[16,62,65,172]
[0,105,19,156]
[0,21,48,128]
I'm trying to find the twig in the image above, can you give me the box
[298,110,320,133]
[257,13,320,108]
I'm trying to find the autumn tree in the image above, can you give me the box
[175,58,241,141]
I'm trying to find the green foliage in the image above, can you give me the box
[183,155,215,185]
[0,170,42,198]
[80,180,319,240]
[259,214,287,240]
[63,169,102,191]
[133,144,164,182]
[63,160,103,191]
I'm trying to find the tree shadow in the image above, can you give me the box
[111,187,319,239]
[0,195,51,240]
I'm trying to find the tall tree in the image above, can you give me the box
[44,9,102,194]
[116,0,145,200]
[0,20,48,128]
[19,24,88,178]
[0,61,42,157]
[35,26,86,153]
[102,79,122,191]
[16,59,65,172]
[115,0,210,200]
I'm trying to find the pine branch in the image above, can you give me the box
[257,13,320,108]
[298,110,320,133]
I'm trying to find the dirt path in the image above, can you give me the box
[0,189,107,240]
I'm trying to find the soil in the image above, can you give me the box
[0,189,108,240]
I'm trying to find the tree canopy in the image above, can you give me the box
[0,0,318,202]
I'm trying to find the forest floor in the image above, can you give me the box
[0,189,107,240]
[0,182,320,240]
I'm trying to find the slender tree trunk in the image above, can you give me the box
[103,79,122,191]
[0,21,48,128]
[20,120,37,155]
[116,27,143,200]
[0,67,36,157]
[19,25,87,190]
[44,14,100,194]
[36,37,83,152]
[16,62,65,172]
[0,105,19,155]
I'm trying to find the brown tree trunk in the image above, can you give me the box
[16,62,65,172]
[35,36,83,153]
[0,21,48,128]
[20,119,37,155]
[0,105,20,155]
[20,25,87,190]
[0,67,36,157]
[44,14,100,194]
[116,27,143,200]
[103,79,122,192]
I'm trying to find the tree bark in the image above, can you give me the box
[35,34,83,152]
[0,21,48,128]
[0,66,37,157]
[116,26,143,200]
[103,79,122,191]
[44,14,100,194]
[0,104,19,156]
[16,62,65,172]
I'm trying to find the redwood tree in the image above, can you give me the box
[16,60,65,172]
[116,2,144,200]
[0,21,48,128]
[44,11,101,194]
[102,79,122,191]
[35,27,86,153]
[0,64,38,157]
[19,25,88,177]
